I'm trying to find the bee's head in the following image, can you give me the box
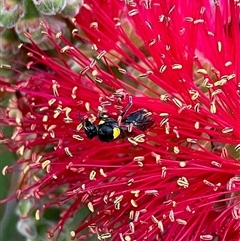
[83,118,98,139]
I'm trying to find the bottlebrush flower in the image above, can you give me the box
[1,0,240,241]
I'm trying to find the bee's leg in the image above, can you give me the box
[118,95,133,126]
[69,112,84,133]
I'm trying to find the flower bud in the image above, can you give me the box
[61,0,84,18]
[14,0,43,43]
[32,0,66,15]
[15,16,44,44]
[16,199,35,217]
[15,0,70,50]
[17,218,37,239]
[0,29,20,57]
[0,26,4,34]
[0,59,15,78]
[14,0,70,50]
[38,16,70,50]
[0,0,24,28]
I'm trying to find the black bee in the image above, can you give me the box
[83,97,154,142]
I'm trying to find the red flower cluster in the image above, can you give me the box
[1,0,240,240]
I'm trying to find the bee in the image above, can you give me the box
[83,96,154,142]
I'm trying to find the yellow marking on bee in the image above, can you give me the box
[113,127,121,139]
